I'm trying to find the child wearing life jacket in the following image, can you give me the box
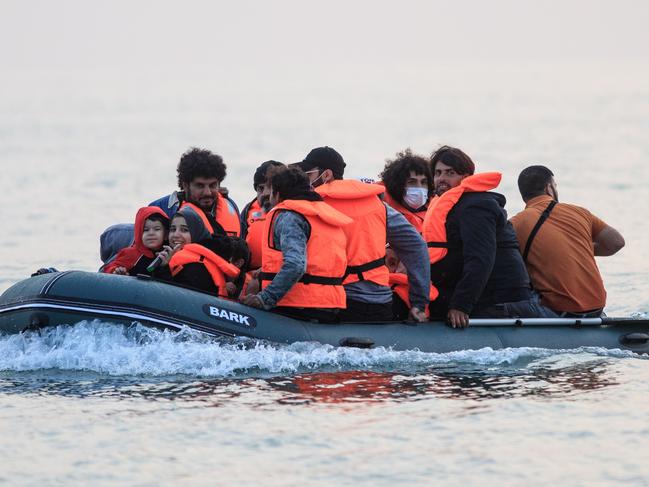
[225,237,252,299]
[157,206,241,297]
[102,207,170,276]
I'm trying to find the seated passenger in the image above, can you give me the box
[151,147,241,237]
[510,165,625,317]
[240,160,285,269]
[241,166,352,323]
[225,237,252,299]
[158,206,240,297]
[99,147,241,267]
[379,149,434,317]
[299,146,430,323]
[423,146,556,327]
[379,149,433,233]
[102,207,169,276]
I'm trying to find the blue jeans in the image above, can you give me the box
[471,294,558,319]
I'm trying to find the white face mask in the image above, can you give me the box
[309,171,326,189]
[403,187,428,209]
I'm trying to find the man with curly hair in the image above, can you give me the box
[100,148,241,267]
[150,147,241,237]
[379,149,433,233]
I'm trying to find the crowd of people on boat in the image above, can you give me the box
[97,145,625,326]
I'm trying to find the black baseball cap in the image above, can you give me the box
[297,146,346,179]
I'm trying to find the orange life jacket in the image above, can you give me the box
[240,271,255,298]
[381,189,428,234]
[244,200,266,269]
[169,243,241,298]
[215,193,242,237]
[316,180,390,286]
[180,194,241,237]
[422,172,502,264]
[389,272,439,314]
[261,199,352,308]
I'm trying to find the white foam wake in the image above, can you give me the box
[0,320,637,377]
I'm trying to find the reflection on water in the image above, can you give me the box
[0,358,619,406]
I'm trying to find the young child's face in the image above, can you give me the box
[169,216,192,247]
[142,218,166,250]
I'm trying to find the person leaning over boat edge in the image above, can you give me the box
[510,165,625,317]
[423,146,556,328]
[298,146,430,323]
[241,166,353,323]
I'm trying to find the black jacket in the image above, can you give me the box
[430,191,532,316]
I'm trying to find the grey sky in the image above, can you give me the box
[3,0,648,72]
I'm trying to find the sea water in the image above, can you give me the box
[2,64,649,485]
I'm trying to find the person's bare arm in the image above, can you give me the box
[593,225,625,256]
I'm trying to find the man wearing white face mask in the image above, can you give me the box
[378,150,437,319]
[379,149,433,234]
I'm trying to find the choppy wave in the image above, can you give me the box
[0,320,639,377]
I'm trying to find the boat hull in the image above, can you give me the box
[2,271,648,354]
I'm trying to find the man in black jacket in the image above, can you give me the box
[428,146,555,327]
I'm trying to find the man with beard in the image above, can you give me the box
[242,166,352,323]
[100,148,240,267]
[423,146,555,328]
[240,160,285,270]
[510,165,624,317]
[150,147,241,238]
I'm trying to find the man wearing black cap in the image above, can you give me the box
[298,146,430,323]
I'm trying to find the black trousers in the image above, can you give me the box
[337,299,393,323]
[274,306,339,323]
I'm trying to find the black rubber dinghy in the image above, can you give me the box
[1,271,648,354]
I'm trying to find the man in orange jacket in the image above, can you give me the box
[298,147,430,323]
[240,160,285,270]
[241,167,352,323]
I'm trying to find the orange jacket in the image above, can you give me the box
[243,200,266,269]
[381,188,428,234]
[215,193,242,237]
[423,172,502,264]
[169,243,240,298]
[389,272,439,313]
[180,194,241,237]
[316,180,390,286]
[261,199,352,308]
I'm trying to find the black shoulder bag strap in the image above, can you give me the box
[522,200,557,263]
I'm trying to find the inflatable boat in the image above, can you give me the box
[1,271,648,354]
